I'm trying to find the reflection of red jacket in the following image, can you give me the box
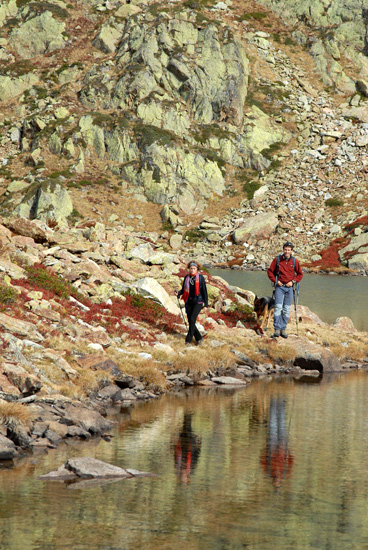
[261,448,294,482]
[267,255,303,285]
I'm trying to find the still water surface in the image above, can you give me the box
[2,372,368,550]
[210,269,368,332]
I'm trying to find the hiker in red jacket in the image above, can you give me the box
[267,242,303,339]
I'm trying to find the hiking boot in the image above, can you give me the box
[185,342,192,347]
[271,330,280,338]
[280,329,288,339]
[197,338,203,346]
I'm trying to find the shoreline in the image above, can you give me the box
[2,326,368,466]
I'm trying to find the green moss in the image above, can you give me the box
[48,169,72,179]
[146,3,169,17]
[228,302,253,316]
[25,2,69,20]
[325,197,343,207]
[162,220,174,231]
[243,180,261,200]
[0,285,18,305]
[0,60,35,77]
[33,86,48,100]
[183,0,214,8]
[133,124,178,148]
[184,228,206,242]
[240,12,267,21]
[260,141,283,160]
[237,171,261,199]
[16,0,33,7]
[92,112,130,130]
[26,265,78,299]
[193,123,235,144]
[68,208,83,222]
[271,32,297,47]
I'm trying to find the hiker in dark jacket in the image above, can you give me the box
[267,242,303,339]
[176,261,208,346]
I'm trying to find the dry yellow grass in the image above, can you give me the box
[0,401,31,428]
[170,344,237,375]
[106,349,168,390]
[266,343,297,363]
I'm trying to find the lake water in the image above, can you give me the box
[210,269,368,332]
[3,372,368,550]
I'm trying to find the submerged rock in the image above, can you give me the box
[39,457,154,481]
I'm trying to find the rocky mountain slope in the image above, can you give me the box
[0,0,367,270]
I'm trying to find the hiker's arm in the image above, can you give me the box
[294,260,303,283]
[176,277,185,297]
[201,276,209,308]
[267,258,277,283]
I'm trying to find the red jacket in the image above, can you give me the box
[267,254,303,285]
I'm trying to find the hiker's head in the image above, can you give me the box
[187,261,200,275]
[283,241,294,259]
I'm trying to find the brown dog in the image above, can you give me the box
[253,295,275,331]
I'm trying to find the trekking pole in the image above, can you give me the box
[293,283,300,336]
[176,295,188,329]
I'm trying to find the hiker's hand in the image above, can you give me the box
[286,281,293,287]
[277,280,283,286]
[174,290,178,296]
[202,307,208,313]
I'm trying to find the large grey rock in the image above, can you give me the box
[66,457,133,479]
[4,218,51,242]
[132,277,180,316]
[0,259,26,279]
[290,336,341,373]
[347,253,368,272]
[92,22,123,54]
[257,0,367,53]
[0,434,18,460]
[0,313,44,342]
[332,317,357,333]
[212,376,247,385]
[339,232,368,265]
[9,11,66,58]
[60,404,113,435]
[15,180,73,226]
[2,364,42,396]
[40,457,153,481]
[232,212,278,244]
[0,74,38,102]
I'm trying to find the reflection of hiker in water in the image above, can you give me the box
[174,414,202,484]
[261,397,294,488]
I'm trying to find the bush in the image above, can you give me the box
[325,197,343,207]
[184,228,206,243]
[243,179,261,200]
[0,284,18,305]
[25,264,80,299]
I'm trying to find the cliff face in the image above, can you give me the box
[0,0,367,268]
[258,0,368,91]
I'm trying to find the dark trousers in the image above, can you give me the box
[185,302,203,343]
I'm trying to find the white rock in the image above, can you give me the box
[87,343,104,351]
[132,277,180,316]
